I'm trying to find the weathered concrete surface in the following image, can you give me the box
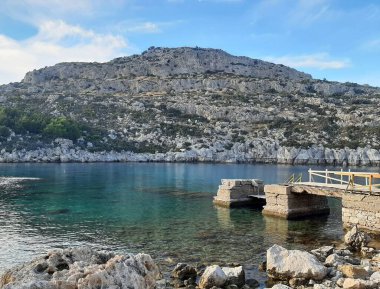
[263,184,380,233]
[262,185,330,219]
[213,179,265,208]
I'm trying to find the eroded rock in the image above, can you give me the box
[0,248,160,289]
[198,265,227,289]
[221,266,245,287]
[171,263,197,281]
[344,225,371,250]
[266,244,328,281]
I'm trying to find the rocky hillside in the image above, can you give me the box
[0,46,380,164]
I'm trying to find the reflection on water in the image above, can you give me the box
[0,163,378,283]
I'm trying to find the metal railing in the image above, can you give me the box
[285,173,303,184]
[307,169,380,194]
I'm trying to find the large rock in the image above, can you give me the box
[221,266,245,287]
[266,245,328,281]
[0,247,160,289]
[171,263,197,281]
[198,265,227,289]
[344,225,370,250]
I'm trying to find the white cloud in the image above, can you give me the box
[125,22,162,34]
[361,39,380,51]
[264,53,350,70]
[0,20,128,84]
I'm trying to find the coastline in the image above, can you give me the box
[1,139,380,166]
[0,147,380,167]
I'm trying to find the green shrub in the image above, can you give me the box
[43,117,81,140]
[0,125,10,138]
[17,114,49,133]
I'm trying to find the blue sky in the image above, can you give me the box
[0,0,379,86]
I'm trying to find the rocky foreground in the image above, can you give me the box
[1,226,379,289]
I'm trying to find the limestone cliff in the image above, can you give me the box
[0,47,379,165]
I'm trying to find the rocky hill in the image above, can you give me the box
[0,46,380,165]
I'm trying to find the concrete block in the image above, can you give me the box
[264,184,292,195]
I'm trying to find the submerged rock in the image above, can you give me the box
[0,247,160,289]
[266,244,328,281]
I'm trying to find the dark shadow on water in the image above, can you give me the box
[46,208,71,215]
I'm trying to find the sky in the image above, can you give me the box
[0,0,379,86]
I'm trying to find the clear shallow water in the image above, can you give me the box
[0,163,378,284]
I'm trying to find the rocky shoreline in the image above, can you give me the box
[1,226,379,289]
[1,139,380,166]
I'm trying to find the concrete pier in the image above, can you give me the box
[213,179,265,208]
[213,169,380,233]
[263,183,380,233]
[262,184,330,219]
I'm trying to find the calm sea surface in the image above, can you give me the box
[0,163,379,284]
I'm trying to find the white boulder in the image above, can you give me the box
[221,266,245,286]
[267,244,328,281]
[198,265,227,289]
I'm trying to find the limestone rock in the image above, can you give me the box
[344,225,370,250]
[171,263,197,281]
[342,278,366,289]
[0,247,159,289]
[325,253,345,267]
[198,265,227,289]
[221,266,245,287]
[311,246,335,262]
[267,285,292,289]
[337,264,369,279]
[266,245,328,281]
[370,271,380,283]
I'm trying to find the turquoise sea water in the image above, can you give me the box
[0,163,378,284]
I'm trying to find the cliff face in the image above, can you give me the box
[0,47,380,164]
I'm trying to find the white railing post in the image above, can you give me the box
[340,168,343,185]
[309,169,312,182]
[325,169,328,184]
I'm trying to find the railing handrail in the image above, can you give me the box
[307,168,379,194]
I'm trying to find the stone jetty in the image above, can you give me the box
[213,179,265,208]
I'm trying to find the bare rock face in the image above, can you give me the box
[267,244,328,281]
[0,248,160,289]
[344,225,371,250]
